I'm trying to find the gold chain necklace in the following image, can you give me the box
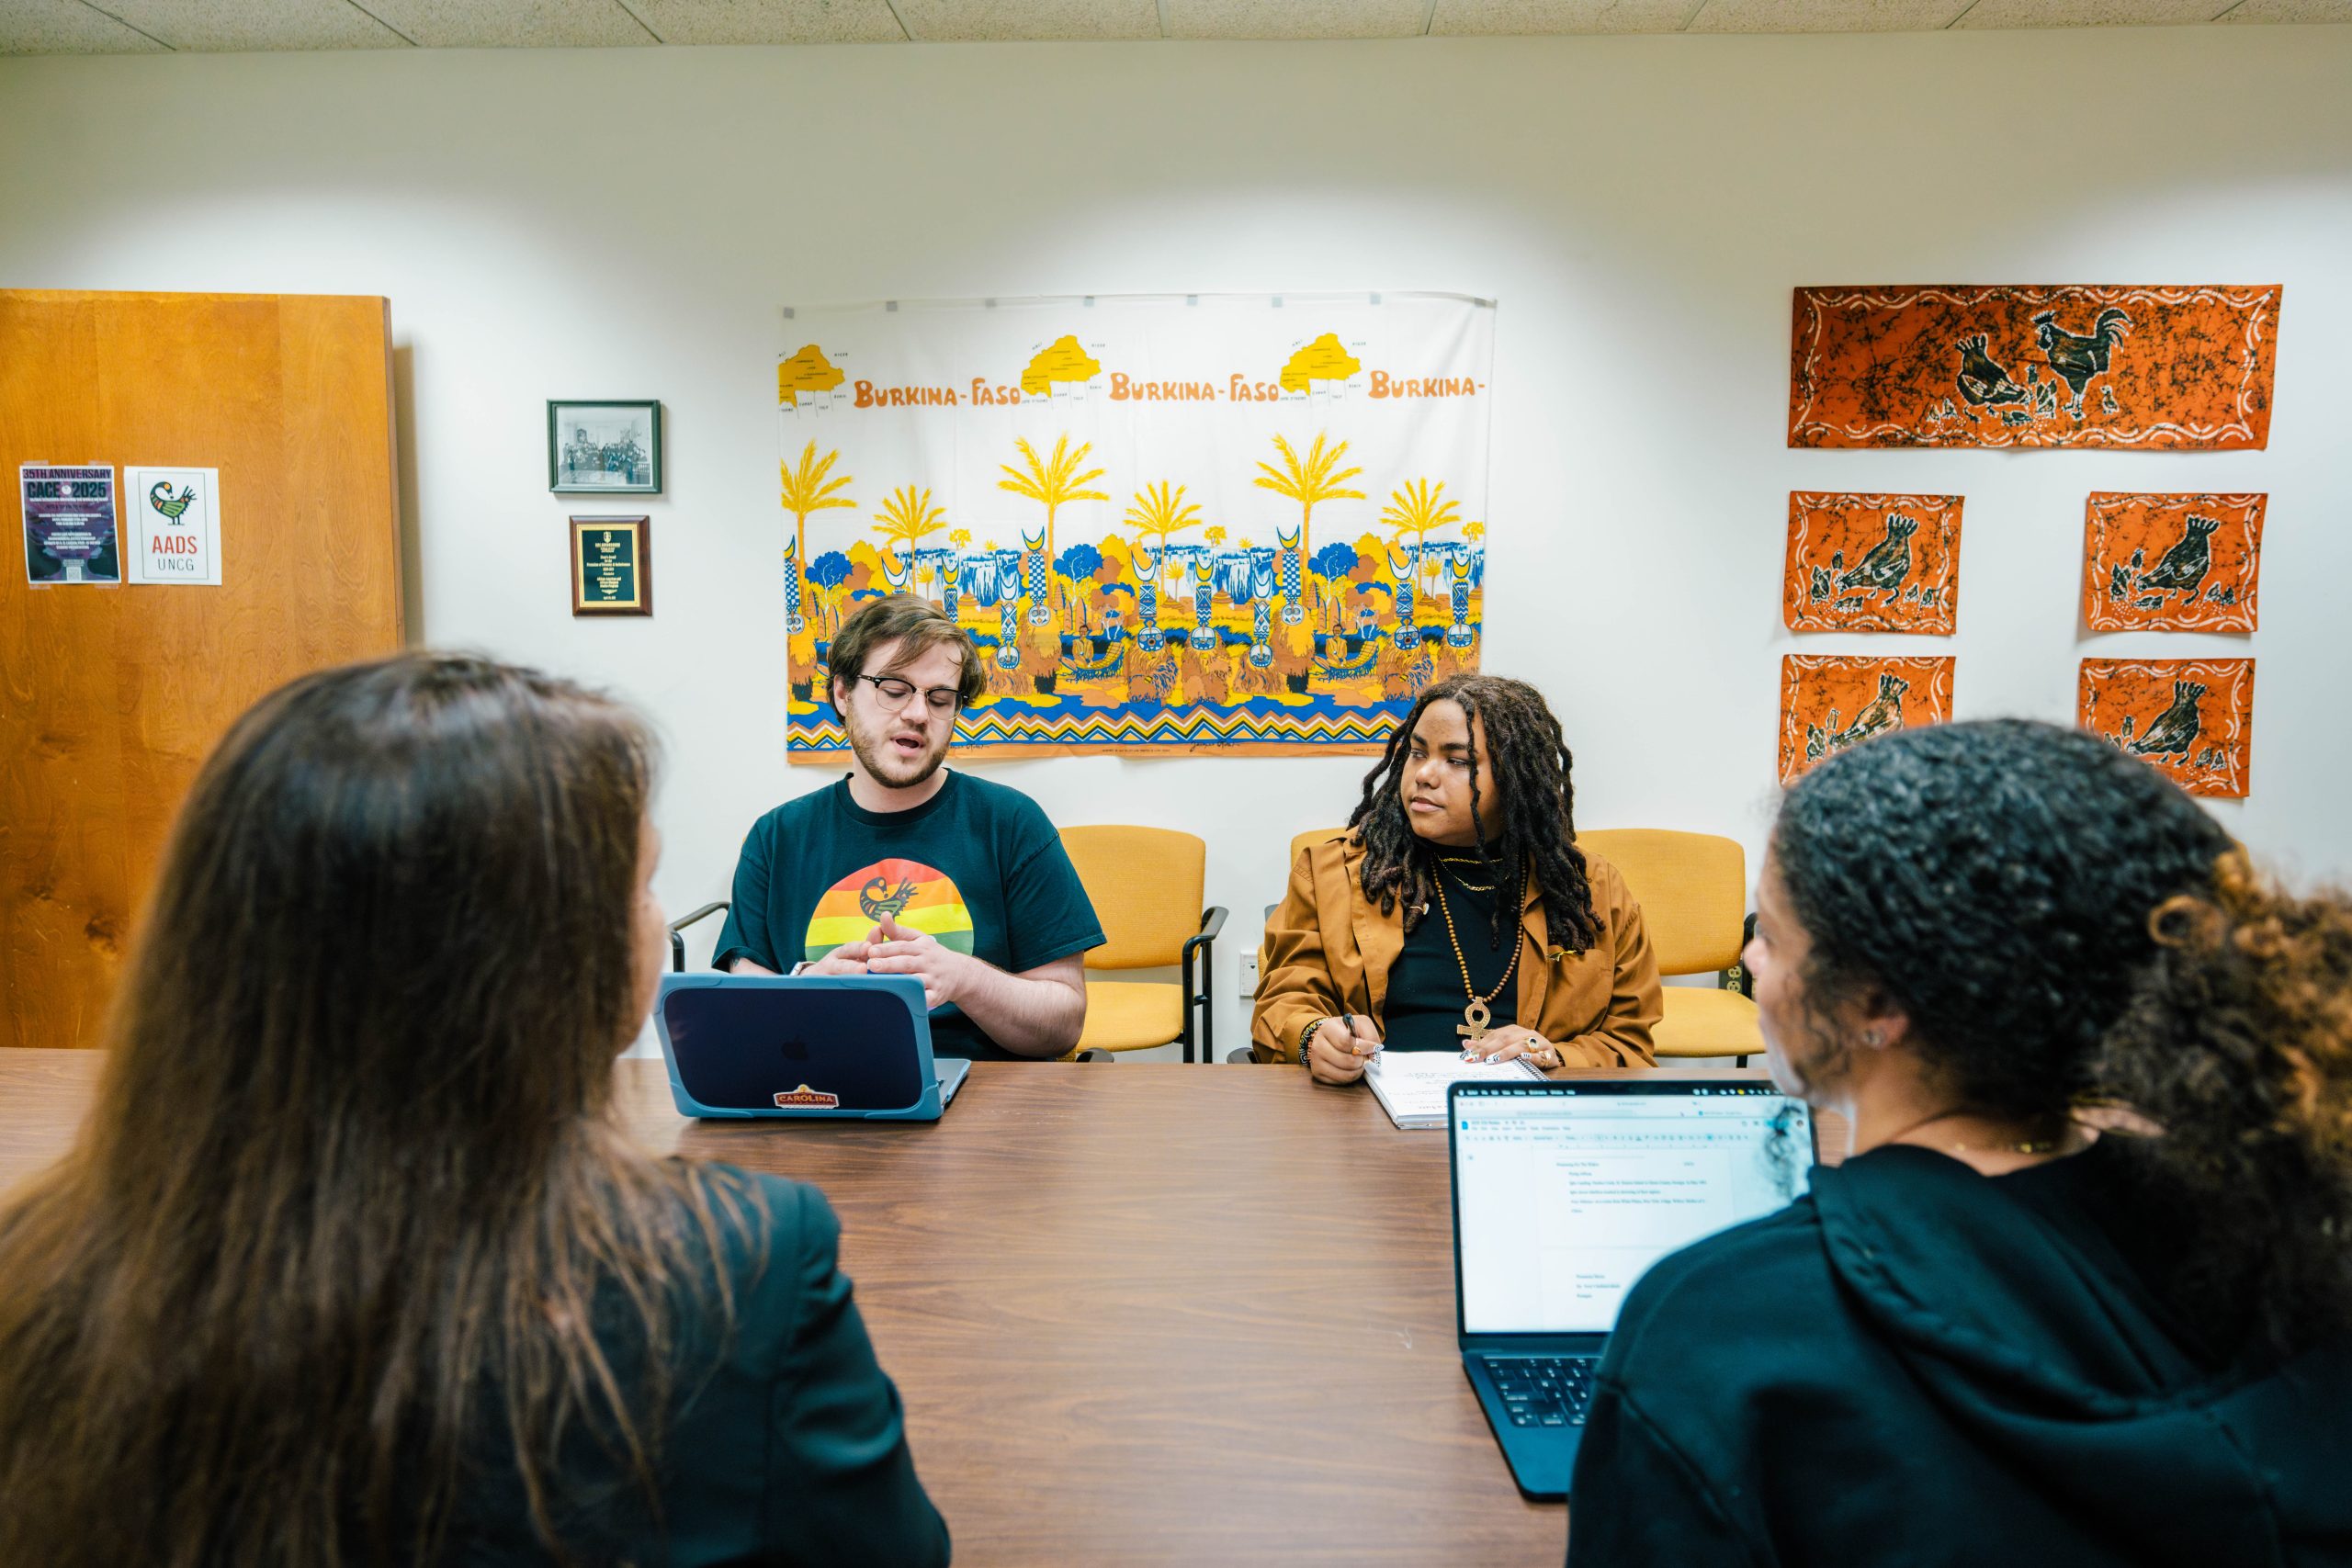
[1435,857,1498,893]
[1433,871,1523,1043]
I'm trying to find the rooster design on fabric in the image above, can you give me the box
[1803,673,1914,768]
[2033,308,2132,420]
[147,481,196,521]
[1830,673,1911,750]
[2131,516,2219,604]
[1834,514,1917,604]
[2125,681,2206,761]
[1953,334,2030,413]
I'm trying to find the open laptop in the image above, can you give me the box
[652,973,970,1122]
[1448,1078,1815,1499]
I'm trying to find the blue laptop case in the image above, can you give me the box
[652,973,969,1122]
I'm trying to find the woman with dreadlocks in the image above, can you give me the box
[1252,674,1660,1080]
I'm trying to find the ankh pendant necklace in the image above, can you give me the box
[1433,865,1523,1044]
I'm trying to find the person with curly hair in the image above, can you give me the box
[1252,674,1660,1080]
[1566,719,2352,1567]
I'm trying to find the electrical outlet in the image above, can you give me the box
[1238,952,1259,997]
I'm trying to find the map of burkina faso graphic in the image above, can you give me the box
[1020,335,1102,396]
[1281,333,1361,393]
[805,859,976,962]
[778,344,845,407]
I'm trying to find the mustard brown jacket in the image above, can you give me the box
[1250,832,1661,1069]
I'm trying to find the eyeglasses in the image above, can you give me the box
[854,673,962,715]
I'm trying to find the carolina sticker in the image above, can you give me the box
[2082,493,2262,634]
[2079,658,2254,798]
[773,1084,842,1110]
[1782,492,1962,635]
[1778,654,1955,786]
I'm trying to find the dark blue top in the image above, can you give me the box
[1567,1141,2352,1567]
[450,1169,948,1565]
[714,773,1103,1061]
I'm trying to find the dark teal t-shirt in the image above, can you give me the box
[713,773,1103,1061]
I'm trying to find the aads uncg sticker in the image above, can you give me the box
[774,1084,842,1110]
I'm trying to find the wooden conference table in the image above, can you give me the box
[0,1052,1845,1566]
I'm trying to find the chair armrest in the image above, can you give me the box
[1720,911,1758,998]
[1181,907,1227,984]
[1182,907,1229,1066]
[667,900,731,974]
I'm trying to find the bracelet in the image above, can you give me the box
[1298,1015,1331,1067]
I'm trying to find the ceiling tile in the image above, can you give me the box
[98,0,407,49]
[1687,0,1969,28]
[1954,0,2222,25]
[1430,0,1695,33]
[0,0,170,51]
[364,0,655,47]
[892,0,1159,39]
[2217,0,2352,19]
[620,0,904,43]
[1163,0,1429,39]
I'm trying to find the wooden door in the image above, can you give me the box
[0,290,403,1048]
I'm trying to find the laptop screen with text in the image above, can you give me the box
[1453,1085,1814,1336]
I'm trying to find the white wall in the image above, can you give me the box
[5,28,2349,1055]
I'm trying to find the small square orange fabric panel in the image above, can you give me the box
[1777,654,1956,786]
[2078,658,2254,798]
[2082,493,2263,633]
[1789,286,2280,450]
[1783,493,1962,634]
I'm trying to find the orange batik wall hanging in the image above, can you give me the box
[1778,655,1955,787]
[1789,286,2280,450]
[1783,493,1962,634]
[2082,493,2263,633]
[2079,659,2254,798]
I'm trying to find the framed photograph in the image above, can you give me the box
[548,400,662,494]
[571,516,651,616]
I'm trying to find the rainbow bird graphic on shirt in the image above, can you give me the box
[805,859,976,962]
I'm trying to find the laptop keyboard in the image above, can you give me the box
[1479,1355,1598,1427]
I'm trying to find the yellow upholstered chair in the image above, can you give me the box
[1258,825,1351,982]
[1576,829,1761,1062]
[1060,826,1227,1063]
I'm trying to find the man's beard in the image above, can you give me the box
[845,707,950,791]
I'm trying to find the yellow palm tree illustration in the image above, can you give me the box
[873,484,948,556]
[779,441,856,625]
[1253,433,1363,617]
[1125,479,1202,629]
[999,434,1108,626]
[1124,480,1203,575]
[1381,478,1463,600]
[1205,525,1227,548]
[998,434,1107,565]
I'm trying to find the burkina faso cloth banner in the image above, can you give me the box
[774,292,1495,758]
[1789,286,2280,450]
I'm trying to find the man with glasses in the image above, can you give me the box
[712,594,1102,1060]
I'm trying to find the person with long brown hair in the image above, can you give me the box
[1566,719,2352,1566]
[1252,674,1660,1078]
[0,654,949,1567]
